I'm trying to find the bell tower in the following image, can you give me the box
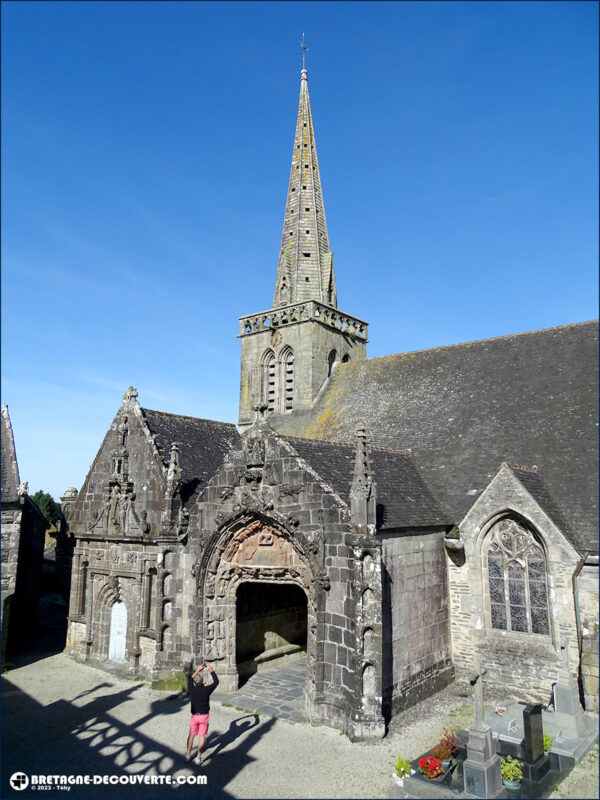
[238,64,368,430]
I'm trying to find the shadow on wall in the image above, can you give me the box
[1,675,273,800]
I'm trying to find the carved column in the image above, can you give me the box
[69,550,82,620]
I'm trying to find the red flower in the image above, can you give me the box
[418,756,444,779]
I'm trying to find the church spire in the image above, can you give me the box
[273,60,337,309]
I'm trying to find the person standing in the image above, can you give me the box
[186,663,219,765]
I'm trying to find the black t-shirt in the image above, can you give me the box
[188,672,219,715]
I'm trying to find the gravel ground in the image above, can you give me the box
[1,653,597,799]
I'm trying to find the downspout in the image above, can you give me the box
[572,552,588,655]
[572,551,598,706]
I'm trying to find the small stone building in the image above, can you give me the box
[63,67,598,736]
[1,405,48,660]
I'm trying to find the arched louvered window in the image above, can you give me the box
[282,347,294,411]
[261,350,276,412]
[485,517,550,635]
[328,350,337,377]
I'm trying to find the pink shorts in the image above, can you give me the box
[189,713,210,737]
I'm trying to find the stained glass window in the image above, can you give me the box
[486,518,550,636]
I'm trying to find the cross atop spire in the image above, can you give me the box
[273,61,337,309]
[301,33,308,70]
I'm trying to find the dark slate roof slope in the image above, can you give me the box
[507,465,587,554]
[271,321,598,552]
[141,409,240,504]
[1,406,21,504]
[284,435,452,530]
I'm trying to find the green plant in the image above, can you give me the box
[395,756,412,778]
[543,734,553,753]
[500,756,524,782]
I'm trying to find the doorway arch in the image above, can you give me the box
[199,517,317,703]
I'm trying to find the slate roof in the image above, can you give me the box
[507,465,586,554]
[141,409,240,505]
[271,321,598,553]
[284,436,452,530]
[1,406,21,505]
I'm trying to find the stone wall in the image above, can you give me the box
[1,503,23,658]
[449,466,582,704]
[1,497,46,657]
[381,529,453,715]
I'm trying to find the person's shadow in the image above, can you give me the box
[203,714,260,762]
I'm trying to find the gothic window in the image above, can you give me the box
[282,347,294,411]
[261,350,276,413]
[342,354,350,363]
[486,518,550,636]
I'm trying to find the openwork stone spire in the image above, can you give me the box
[273,68,337,309]
[350,428,376,527]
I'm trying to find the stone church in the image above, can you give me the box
[63,67,598,740]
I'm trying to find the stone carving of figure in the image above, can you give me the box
[109,485,120,527]
[119,491,132,532]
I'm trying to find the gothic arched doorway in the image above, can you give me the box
[199,517,317,709]
[236,581,307,684]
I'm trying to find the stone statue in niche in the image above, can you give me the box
[246,436,265,468]
[263,460,280,485]
[108,485,121,527]
[119,416,129,447]
[119,491,132,531]
[140,509,150,534]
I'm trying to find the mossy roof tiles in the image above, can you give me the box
[271,321,598,552]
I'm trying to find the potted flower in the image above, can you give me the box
[431,742,452,770]
[543,734,553,755]
[431,729,459,770]
[419,755,444,780]
[440,729,460,759]
[500,755,524,789]
[394,755,413,786]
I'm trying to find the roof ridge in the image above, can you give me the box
[505,462,539,473]
[358,320,599,364]
[141,407,237,427]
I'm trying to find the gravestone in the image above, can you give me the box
[462,656,506,799]
[523,703,544,763]
[550,638,586,736]
[520,702,552,783]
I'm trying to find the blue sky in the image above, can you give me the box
[2,1,598,500]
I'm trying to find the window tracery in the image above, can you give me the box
[486,518,550,635]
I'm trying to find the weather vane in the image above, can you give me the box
[301,33,308,69]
